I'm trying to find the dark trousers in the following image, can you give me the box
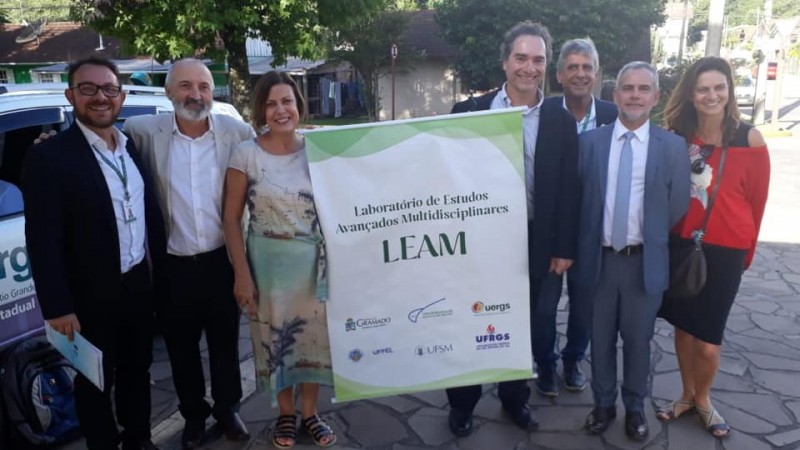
[162,246,242,422]
[446,380,530,414]
[530,270,592,370]
[76,261,154,450]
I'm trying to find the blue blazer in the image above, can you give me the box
[574,123,690,295]
[543,96,618,129]
[452,90,579,278]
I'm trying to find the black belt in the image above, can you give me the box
[167,246,227,263]
[602,244,643,256]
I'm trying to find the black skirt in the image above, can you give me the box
[659,238,747,345]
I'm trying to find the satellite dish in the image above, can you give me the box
[15,18,47,44]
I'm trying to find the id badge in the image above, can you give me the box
[124,201,138,224]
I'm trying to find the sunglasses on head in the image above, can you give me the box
[691,144,715,174]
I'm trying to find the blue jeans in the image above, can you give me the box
[531,270,591,370]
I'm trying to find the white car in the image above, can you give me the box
[0,83,245,350]
[734,75,755,107]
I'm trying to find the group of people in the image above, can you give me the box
[19,18,769,450]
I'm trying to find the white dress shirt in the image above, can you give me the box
[491,83,543,220]
[602,119,649,247]
[167,117,224,256]
[76,120,146,273]
[562,96,597,134]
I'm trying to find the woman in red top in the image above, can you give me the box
[656,57,770,438]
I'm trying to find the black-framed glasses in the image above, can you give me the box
[691,144,715,174]
[70,82,122,98]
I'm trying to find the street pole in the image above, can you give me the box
[706,0,726,56]
[391,43,397,120]
[677,0,690,63]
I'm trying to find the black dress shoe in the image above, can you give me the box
[448,408,474,437]
[504,404,539,431]
[625,411,649,441]
[585,406,616,435]
[121,439,161,450]
[181,418,206,449]
[563,363,587,391]
[215,412,250,441]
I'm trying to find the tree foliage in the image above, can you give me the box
[79,0,385,118]
[435,0,666,92]
[0,0,75,24]
[690,0,800,44]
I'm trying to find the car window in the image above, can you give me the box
[117,106,160,129]
[0,108,67,187]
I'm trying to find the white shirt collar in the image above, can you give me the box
[613,118,650,143]
[562,96,596,120]
[172,114,214,139]
[497,83,544,112]
[75,119,127,152]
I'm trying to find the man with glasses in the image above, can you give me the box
[124,58,254,449]
[22,56,164,450]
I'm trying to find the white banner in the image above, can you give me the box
[306,109,533,402]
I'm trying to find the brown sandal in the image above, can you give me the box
[272,414,297,449]
[302,414,337,447]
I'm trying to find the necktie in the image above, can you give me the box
[611,131,634,251]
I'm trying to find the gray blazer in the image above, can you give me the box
[574,123,690,296]
[123,113,255,238]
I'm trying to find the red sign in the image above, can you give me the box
[767,62,777,80]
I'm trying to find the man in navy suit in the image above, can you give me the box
[22,56,163,450]
[534,38,618,397]
[575,61,690,441]
[445,21,579,437]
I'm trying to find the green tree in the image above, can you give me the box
[79,0,385,118]
[0,0,72,24]
[329,5,416,120]
[436,0,666,92]
[690,0,800,44]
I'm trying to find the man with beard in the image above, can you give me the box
[22,56,164,450]
[124,58,254,449]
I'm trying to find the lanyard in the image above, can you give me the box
[579,101,594,134]
[92,144,130,202]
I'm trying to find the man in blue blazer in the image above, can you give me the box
[445,21,579,437]
[22,56,165,450]
[534,38,619,397]
[575,62,690,441]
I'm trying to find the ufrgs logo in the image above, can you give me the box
[415,344,454,356]
[345,316,391,331]
[471,301,511,315]
[475,324,511,350]
[349,349,364,362]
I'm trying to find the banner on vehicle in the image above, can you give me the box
[306,109,533,402]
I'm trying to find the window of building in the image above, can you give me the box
[0,69,14,84]
[37,73,58,83]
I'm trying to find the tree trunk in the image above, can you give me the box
[222,29,253,122]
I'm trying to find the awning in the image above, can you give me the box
[248,56,325,75]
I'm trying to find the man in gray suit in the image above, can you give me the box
[124,59,255,449]
[574,61,690,441]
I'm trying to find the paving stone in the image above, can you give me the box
[751,367,800,397]
[664,416,717,450]
[473,391,505,421]
[603,402,662,450]
[713,401,777,433]
[151,359,174,382]
[339,403,408,448]
[745,279,797,296]
[715,392,793,426]
[785,273,800,286]
[652,334,676,355]
[711,372,757,393]
[237,390,276,423]
[723,315,756,334]
[725,334,800,359]
[720,430,773,450]
[655,353,679,373]
[407,407,452,446]
[549,387,594,406]
[652,371,683,401]
[535,405,592,432]
[393,444,458,450]
[788,401,800,422]
[750,313,800,335]
[718,355,749,376]
[409,389,449,408]
[370,395,424,414]
[743,352,800,371]
[457,421,527,450]
[765,427,800,447]
[528,432,604,449]
[739,300,781,314]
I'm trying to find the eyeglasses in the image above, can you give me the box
[70,82,122,98]
[691,144,715,174]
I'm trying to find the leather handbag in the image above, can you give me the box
[666,146,728,299]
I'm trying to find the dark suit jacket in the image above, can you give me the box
[451,90,580,278]
[542,96,618,129]
[21,124,164,330]
[574,124,690,295]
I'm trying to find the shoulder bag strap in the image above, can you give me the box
[698,146,728,237]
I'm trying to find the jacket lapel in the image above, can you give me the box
[153,115,172,223]
[211,115,228,178]
[69,125,118,242]
[597,125,614,202]
[645,124,660,192]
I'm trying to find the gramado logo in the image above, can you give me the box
[344,316,391,331]
[471,301,511,314]
[475,324,510,343]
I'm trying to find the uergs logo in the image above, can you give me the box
[475,324,511,350]
[471,301,511,314]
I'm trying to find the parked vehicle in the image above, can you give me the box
[0,84,244,350]
[735,75,756,107]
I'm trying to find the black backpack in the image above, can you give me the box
[0,336,81,448]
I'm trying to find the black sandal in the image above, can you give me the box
[272,414,297,449]
[301,414,337,447]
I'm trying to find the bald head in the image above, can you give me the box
[165,58,214,122]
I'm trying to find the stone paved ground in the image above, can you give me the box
[57,79,800,450]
